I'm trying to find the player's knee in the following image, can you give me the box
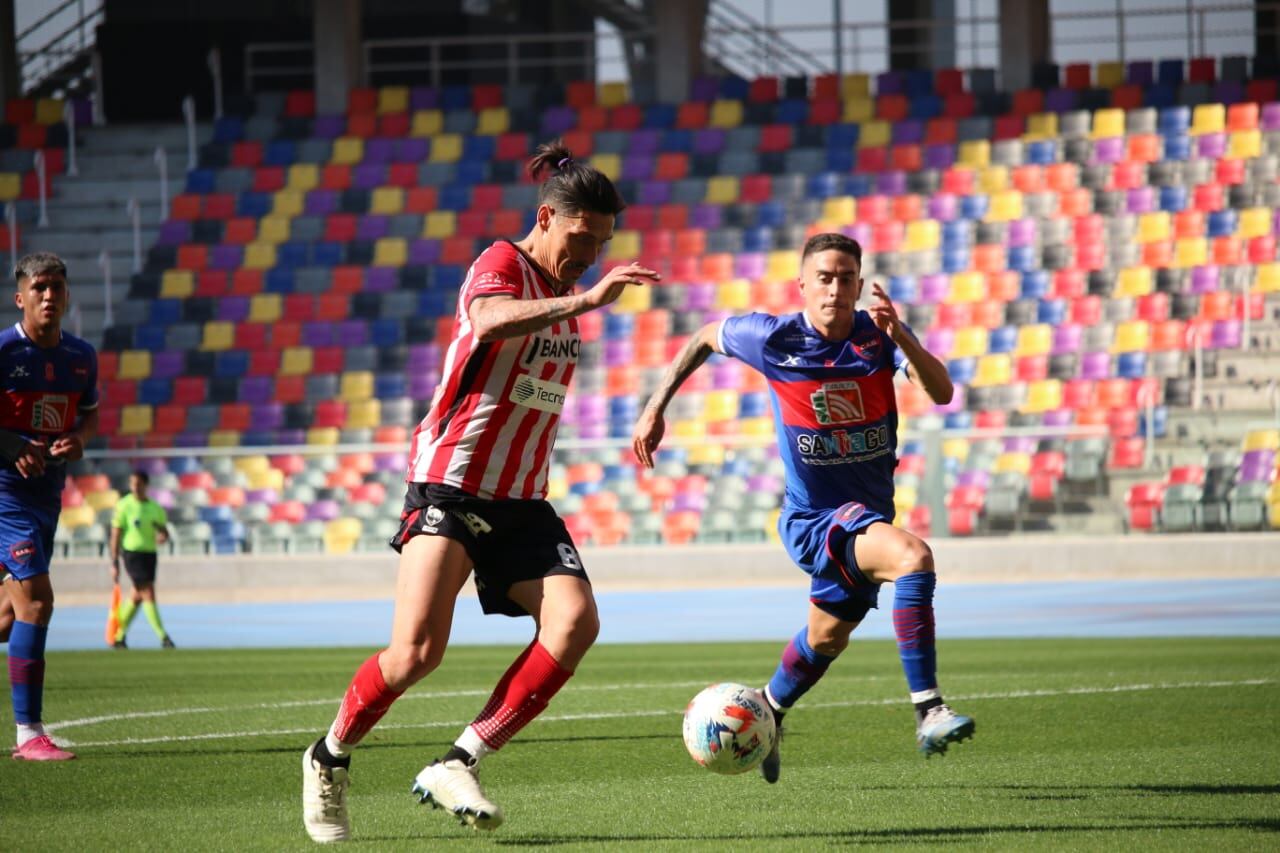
[541,600,599,657]
[382,640,445,686]
[897,538,934,577]
[810,632,849,657]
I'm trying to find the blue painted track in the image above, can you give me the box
[47,578,1280,650]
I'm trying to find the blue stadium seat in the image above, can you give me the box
[264,268,295,293]
[236,191,272,217]
[138,378,172,405]
[214,351,249,378]
[212,117,244,144]
[264,140,297,166]
[185,169,216,193]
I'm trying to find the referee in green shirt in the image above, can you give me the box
[109,471,174,649]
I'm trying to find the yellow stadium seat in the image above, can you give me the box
[948,272,986,303]
[672,418,706,440]
[280,347,314,376]
[687,442,725,467]
[61,505,96,529]
[330,136,363,165]
[607,230,641,260]
[765,250,799,281]
[339,372,373,402]
[715,279,751,311]
[370,187,404,215]
[958,140,989,167]
[709,99,743,128]
[978,166,1009,193]
[821,196,856,225]
[243,242,277,270]
[377,86,409,114]
[859,120,891,148]
[1270,500,1280,530]
[1174,237,1207,268]
[994,452,1032,475]
[942,438,970,462]
[249,293,282,323]
[1014,324,1053,357]
[842,98,874,123]
[740,417,774,439]
[84,488,120,511]
[841,73,870,98]
[1024,112,1058,140]
[1191,103,1225,135]
[972,353,1012,386]
[248,468,285,491]
[1092,108,1125,138]
[423,211,456,238]
[0,173,21,201]
[411,109,443,136]
[258,215,291,244]
[373,237,408,267]
[346,400,381,430]
[35,98,63,125]
[160,270,194,298]
[120,405,153,436]
[589,153,621,180]
[1021,379,1063,413]
[1256,263,1280,293]
[705,176,739,204]
[986,190,1023,222]
[271,189,304,217]
[1238,207,1271,239]
[952,326,990,358]
[287,163,319,190]
[894,484,918,517]
[546,475,568,501]
[599,81,629,107]
[307,427,340,446]
[234,455,271,475]
[904,219,940,252]
[612,282,650,313]
[1113,320,1151,352]
[1229,129,1261,160]
[201,321,234,351]
[429,133,462,162]
[704,390,739,422]
[1242,429,1279,451]
[476,107,509,135]
[207,430,241,448]
[324,518,363,554]
[1137,212,1170,243]
[1116,266,1153,296]
[1096,61,1125,88]
[118,350,152,380]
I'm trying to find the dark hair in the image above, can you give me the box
[131,470,150,485]
[14,252,67,286]
[801,233,862,268]
[527,138,626,216]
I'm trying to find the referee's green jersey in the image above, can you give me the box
[112,494,168,553]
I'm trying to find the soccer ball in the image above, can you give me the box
[682,682,777,775]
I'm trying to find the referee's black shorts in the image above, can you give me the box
[121,550,159,586]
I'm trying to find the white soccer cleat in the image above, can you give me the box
[302,742,351,843]
[916,704,976,757]
[411,759,504,831]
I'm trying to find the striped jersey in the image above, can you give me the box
[718,310,908,517]
[0,323,100,514]
[407,241,578,500]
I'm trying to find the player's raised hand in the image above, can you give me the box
[584,262,660,310]
[49,432,85,462]
[14,439,47,478]
[631,406,666,469]
[868,282,903,340]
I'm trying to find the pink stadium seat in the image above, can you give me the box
[1124,482,1163,531]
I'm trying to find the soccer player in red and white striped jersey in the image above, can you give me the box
[302,140,658,842]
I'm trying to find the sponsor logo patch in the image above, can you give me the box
[32,394,69,431]
[510,374,568,414]
[420,505,446,533]
[10,539,35,564]
[810,381,866,426]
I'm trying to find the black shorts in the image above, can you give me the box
[390,482,589,618]
[122,550,158,587]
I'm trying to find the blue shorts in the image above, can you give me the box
[779,501,889,623]
[0,503,58,581]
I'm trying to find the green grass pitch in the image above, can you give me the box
[3,637,1278,850]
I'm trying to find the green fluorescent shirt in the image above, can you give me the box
[112,494,168,553]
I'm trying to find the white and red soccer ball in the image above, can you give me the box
[682,682,777,775]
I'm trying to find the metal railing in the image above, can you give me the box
[16,0,104,95]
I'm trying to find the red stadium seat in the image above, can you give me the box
[807,99,840,125]
[1124,482,1164,531]
[611,104,643,130]
[1108,436,1145,468]
[1010,89,1043,116]
[749,77,779,103]
[1167,465,1205,485]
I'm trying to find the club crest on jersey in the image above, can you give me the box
[32,394,69,431]
[420,505,445,533]
[850,333,881,360]
[810,381,865,425]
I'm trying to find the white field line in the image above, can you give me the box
[56,678,1273,749]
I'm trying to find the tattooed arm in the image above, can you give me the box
[632,321,722,469]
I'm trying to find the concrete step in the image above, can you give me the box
[32,225,158,255]
[66,151,193,182]
[45,176,184,205]
[82,123,212,155]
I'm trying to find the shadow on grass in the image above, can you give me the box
[998,783,1280,799]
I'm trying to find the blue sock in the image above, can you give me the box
[765,626,836,711]
[8,621,48,724]
[892,572,939,698]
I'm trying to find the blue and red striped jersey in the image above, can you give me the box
[718,310,908,517]
[0,323,99,512]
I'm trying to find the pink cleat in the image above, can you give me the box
[12,734,76,761]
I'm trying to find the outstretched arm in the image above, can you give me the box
[632,321,722,468]
[867,282,953,405]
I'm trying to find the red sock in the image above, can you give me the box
[331,652,404,745]
[469,641,572,751]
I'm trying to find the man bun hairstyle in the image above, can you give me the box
[528,138,626,217]
[14,252,67,286]
[801,232,863,267]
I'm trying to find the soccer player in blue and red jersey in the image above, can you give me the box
[634,233,974,781]
[0,252,99,761]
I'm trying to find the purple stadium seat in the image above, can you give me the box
[876,171,907,195]
[306,500,341,522]
[621,154,653,180]
[302,323,334,347]
[408,373,435,400]
[928,193,958,220]
[1092,136,1124,163]
[684,282,716,311]
[957,469,990,489]
[1240,450,1275,481]
[353,163,387,190]
[336,321,368,347]
[710,361,741,389]
[924,143,955,169]
[690,77,719,101]
[408,239,440,265]
[637,180,671,206]
[1196,132,1227,159]
[209,244,243,271]
[304,189,338,215]
[150,487,175,507]
[313,115,345,139]
[217,296,250,322]
[356,214,390,240]
[406,343,440,371]
[924,328,954,355]
[541,107,576,135]
[1211,320,1241,349]
[672,492,707,513]
[364,138,394,164]
[245,488,279,505]
[1007,218,1037,246]
[1052,324,1082,354]
[628,129,660,155]
[251,403,284,429]
[365,267,397,292]
[1190,265,1219,293]
[842,222,873,246]
[1004,436,1037,454]
[603,338,633,367]
[733,252,765,280]
[374,452,407,473]
[239,377,272,404]
[1262,102,1280,131]
[1080,351,1112,379]
[876,71,905,95]
[1042,408,1073,427]
[409,87,439,110]
[158,221,190,245]
[693,129,726,155]
[152,351,185,379]
[920,273,950,303]
[1127,186,1156,214]
[690,203,722,229]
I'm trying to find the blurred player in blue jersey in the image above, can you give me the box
[0,252,99,761]
[634,233,973,781]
